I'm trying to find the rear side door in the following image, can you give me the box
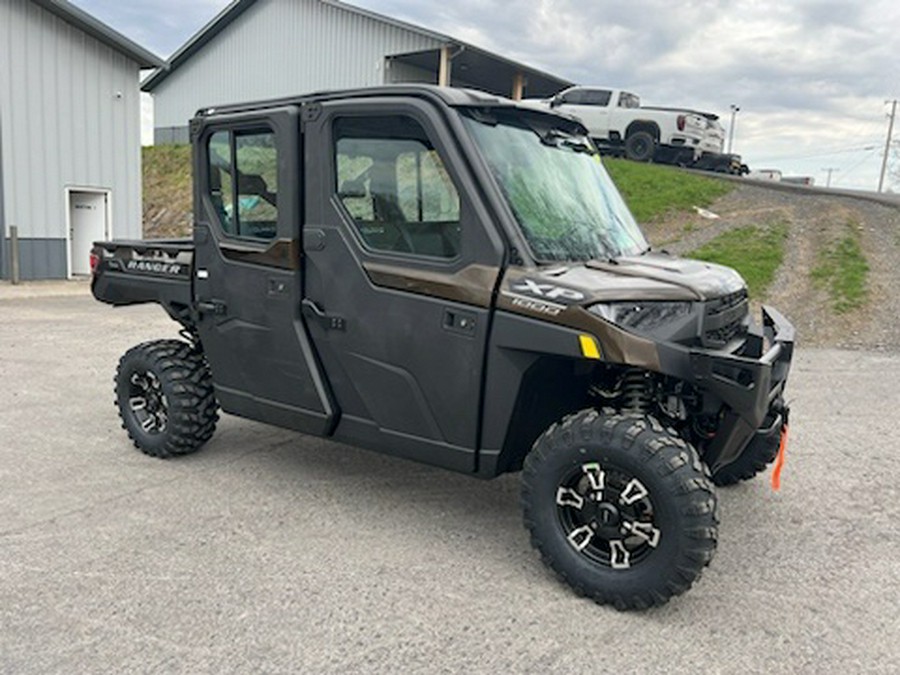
[192,108,335,434]
[302,98,505,472]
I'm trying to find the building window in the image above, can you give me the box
[207,129,278,240]
[334,115,460,258]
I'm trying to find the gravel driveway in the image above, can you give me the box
[1,289,898,674]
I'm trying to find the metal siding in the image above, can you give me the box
[0,0,142,277]
[153,0,443,130]
[2,237,66,279]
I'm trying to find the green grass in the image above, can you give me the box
[604,158,733,222]
[810,222,869,313]
[688,223,789,299]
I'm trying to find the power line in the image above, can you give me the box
[754,143,880,163]
[838,147,881,180]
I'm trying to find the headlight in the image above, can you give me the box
[589,301,694,333]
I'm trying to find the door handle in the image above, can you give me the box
[197,300,227,315]
[302,299,346,331]
[443,308,476,336]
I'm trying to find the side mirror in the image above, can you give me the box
[549,96,561,108]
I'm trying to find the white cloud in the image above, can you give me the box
[73,0,900,190]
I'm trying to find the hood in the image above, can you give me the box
[504,253,746,305]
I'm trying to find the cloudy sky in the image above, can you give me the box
[75,0,900,191]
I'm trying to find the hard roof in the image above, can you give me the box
[193,84,587,134]
[196,83,508,115]
[32,0,164,68]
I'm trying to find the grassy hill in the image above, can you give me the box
[603,158,732,222]
[142,145,193,239]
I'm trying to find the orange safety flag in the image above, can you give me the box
[771,425,790,491]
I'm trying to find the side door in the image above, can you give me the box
[193,108,335,435]
[303,99,505,472]
[558,88,611,138]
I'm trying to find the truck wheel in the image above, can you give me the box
[624,131,656,162]
[115,339,219,459]
[522,409,718,610]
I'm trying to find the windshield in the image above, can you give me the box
[461,110,647,262]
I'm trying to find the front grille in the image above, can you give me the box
[703,289,748,348]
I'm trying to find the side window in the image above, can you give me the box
[558,89,585,105]
[583,89,612,106]
[206,128,278,240]
[209,132,234,233]
[334,115,460,258]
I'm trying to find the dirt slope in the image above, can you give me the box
[643,184,900,352]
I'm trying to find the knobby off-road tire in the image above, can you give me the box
[711,428,780,487]
[522,409,718,610]
[115,339,219,458]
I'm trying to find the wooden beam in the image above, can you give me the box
[438,45,452,87]
[511,72,526,100]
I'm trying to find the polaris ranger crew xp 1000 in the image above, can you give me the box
[92,86,794,610]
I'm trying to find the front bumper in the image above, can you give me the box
[659,306,795,471]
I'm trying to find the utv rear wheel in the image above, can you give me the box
[624,131,656,162]
[522,409,718,610]
[115,339,218,458]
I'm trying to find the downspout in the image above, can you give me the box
[0,104,6,280]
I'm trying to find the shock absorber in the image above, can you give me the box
[621,369,652,413]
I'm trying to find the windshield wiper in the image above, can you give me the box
[537,128,565,146]
[560,138,597,154]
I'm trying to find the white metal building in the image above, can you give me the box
[144,0,572,144]
[0,0,162,280]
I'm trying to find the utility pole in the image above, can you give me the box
[727,104,740,155]
[878,99,897,193]
[822,167,839,188]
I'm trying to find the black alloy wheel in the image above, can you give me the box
[522,409,718,610]
[115,339,218,458]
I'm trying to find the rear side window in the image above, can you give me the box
[618,92,640,108]
[334,115,460,259]
[207,129,278,240]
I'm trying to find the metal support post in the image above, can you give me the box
[10,224,20,285]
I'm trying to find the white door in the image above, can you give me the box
[69,191,108,275]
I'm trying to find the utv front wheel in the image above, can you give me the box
[522,410,718,610]
[115,339,219,458]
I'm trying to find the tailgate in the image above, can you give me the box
[91,239,194,308]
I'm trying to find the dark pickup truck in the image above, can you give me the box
[92,85,794,610]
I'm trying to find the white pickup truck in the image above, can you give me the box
[527,86,744,173]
